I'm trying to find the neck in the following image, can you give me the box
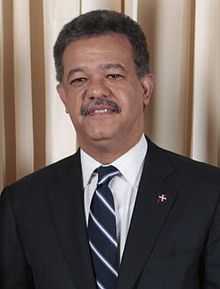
[80,135,143,164]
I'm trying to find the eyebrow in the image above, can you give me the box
[100,63,126,72]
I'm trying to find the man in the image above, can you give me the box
[1,9,220,289]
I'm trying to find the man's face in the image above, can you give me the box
[57,33,153,156]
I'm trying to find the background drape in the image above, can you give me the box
[0,0,220,191]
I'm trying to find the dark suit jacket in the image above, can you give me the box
[1,139,220,289]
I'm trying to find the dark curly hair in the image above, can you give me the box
[53,10,150,82]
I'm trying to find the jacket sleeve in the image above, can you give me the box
[0,188,34,289]
[204,193,220,288]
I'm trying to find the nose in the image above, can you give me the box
[85,78,111,100]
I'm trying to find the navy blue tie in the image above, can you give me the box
[88,166,120,289]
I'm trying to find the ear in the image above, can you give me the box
[140,73,154,108]
[57,84,69,113]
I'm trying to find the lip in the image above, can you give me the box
[89,108,113,115]
[86,105,119,116]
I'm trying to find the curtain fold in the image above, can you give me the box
[30,0,46,171]
[43,0,80,165]
[13,0,34,179]
[139,0,195,155]
[0,0,5,188]
[191,0,220,165]
[81,0,122,13]
[1,0,16,187]
[1,0,220,191]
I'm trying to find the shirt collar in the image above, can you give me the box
[80,149,102,189]
[80,134,148,188]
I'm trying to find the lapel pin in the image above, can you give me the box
[157,194,167,203]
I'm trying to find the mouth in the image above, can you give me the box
[88,106,119,116]
[81,98,121,117]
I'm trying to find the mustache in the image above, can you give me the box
[80,98,121,116]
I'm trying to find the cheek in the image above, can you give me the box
[66,96,81,113]
[65,102,82,127]
[122,90,144,112]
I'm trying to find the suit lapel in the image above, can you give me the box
[48,151,96,289]
[117,140,178,289]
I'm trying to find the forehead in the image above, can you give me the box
[62,33,135,70]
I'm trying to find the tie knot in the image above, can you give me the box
[96,165,119,185]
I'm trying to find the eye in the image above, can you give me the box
[106,74,124,80]
[69,77,87,86]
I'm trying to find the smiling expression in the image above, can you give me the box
[57,33,153,160]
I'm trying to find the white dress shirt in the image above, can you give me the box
[80,134,148,261]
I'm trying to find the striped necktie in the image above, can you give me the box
[88,166,120,289]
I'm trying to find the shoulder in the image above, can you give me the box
[147,138,220,187]
[1,151,81,203]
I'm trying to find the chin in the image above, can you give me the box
[77,123,120,145]
[86,130,118,147]
[89,133,114,142]
[86,125,116,138]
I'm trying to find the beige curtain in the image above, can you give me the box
[0,0,220,191]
